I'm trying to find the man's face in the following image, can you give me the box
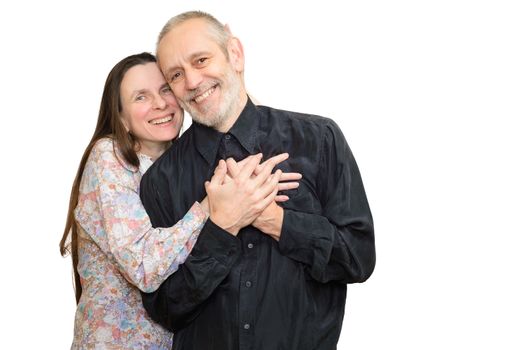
[157,18,244,130]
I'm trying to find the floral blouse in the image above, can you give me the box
[71,138,207,349]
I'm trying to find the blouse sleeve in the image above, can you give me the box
[75,139,207,292]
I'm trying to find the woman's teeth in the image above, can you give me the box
[150,115,173,125]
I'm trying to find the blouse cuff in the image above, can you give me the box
[188,201,209,223]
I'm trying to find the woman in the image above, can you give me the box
[60,52,297,349]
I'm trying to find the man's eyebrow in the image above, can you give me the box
[188,51,211,60]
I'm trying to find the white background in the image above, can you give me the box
[1,1,524,349]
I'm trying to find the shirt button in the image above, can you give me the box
[225,134,231,140]
[243,323,250,330]
[245,281,252,288]
[247,243,254,249]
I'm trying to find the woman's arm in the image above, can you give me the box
[75,139,208,292]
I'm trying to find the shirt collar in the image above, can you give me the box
[194,97,260,165]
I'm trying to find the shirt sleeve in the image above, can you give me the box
[278,120,376,284]
[75,141,207,293]
[141,219,241,332]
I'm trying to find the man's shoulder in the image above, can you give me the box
[257,104,338,131]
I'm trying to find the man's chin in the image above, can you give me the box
[190,113,220,128]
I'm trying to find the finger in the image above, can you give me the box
[238,153,262,181]
[236,154,251,170]
[279,172,302,181]
[277,182,299,191]
[210,160,227,185]
[224,173,234,184]
[254,153,289,175]
[213,162,221,174]
[226,158,241,178]
[254,169,282,199]
[275,195,289,202]
[204,181,211,194]
[252,156,281,187]
[257,184,280,210]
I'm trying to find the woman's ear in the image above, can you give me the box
[120,116,130,133]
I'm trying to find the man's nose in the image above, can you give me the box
[184,68,203,90]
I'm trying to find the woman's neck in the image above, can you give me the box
[137,140,170,161]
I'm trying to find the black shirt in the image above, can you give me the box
[140,98,375,350]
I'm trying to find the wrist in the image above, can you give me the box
[255,205,284,241]
[209,213,240,236]
[269,206,284,240]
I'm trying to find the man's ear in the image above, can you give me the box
[227,36,245,73]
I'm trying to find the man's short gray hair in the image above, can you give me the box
[157,11,230,57]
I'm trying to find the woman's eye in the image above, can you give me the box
[135,95,146,101]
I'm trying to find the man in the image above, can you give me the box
[140,11,375,350]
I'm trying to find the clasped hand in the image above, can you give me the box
[205,153,301,238]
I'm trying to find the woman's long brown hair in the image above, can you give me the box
[59,52,157,303]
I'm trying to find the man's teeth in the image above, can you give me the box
[194,87,215,103]
[150,115,173,125]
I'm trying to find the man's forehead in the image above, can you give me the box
[159,22,217,59]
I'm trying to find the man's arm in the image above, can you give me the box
[257,120,376,284]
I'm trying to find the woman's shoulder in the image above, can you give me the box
[88,137,128,170]
[92,137,116,155]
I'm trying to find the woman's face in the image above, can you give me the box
[120,62,183,156]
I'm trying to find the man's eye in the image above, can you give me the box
[197,57,208,65]
[171,72,182,82]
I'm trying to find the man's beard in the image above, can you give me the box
[179,66,241,130]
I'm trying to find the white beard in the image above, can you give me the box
[180,65,242,130]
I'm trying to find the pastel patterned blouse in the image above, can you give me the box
[71,138,207,349]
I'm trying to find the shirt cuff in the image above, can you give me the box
[189,201,209,222]
[278,208,334,268]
